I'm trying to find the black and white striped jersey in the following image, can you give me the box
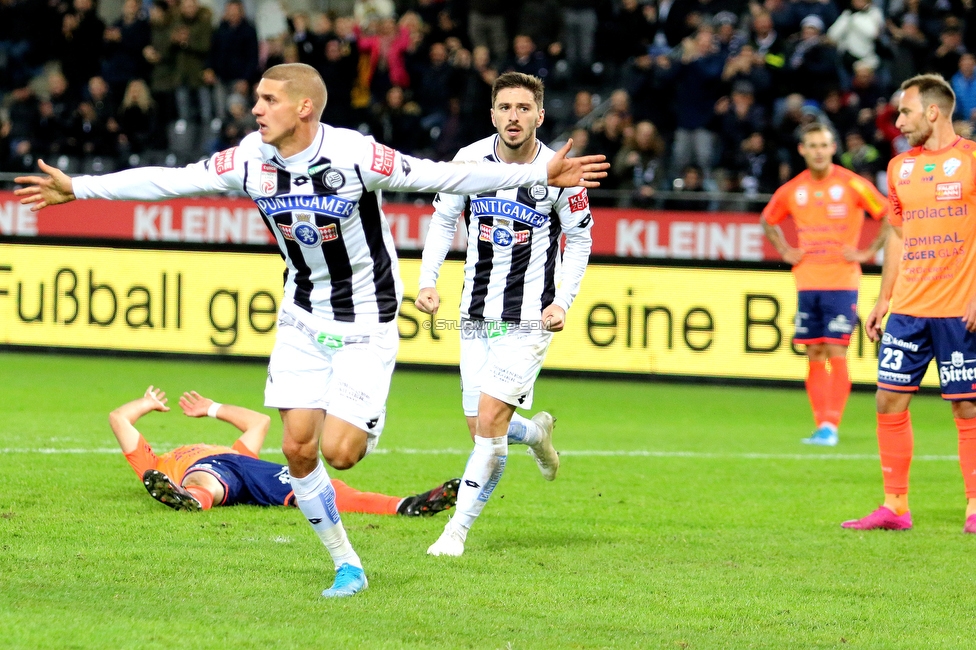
[419,135,593,323]
[73,125,550,324]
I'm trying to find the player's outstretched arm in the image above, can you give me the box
[108,386,170,454]
[179,391,271,455]
[546,140,609,189]
[13,159,76,211]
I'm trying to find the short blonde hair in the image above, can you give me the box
[262,63,327,121]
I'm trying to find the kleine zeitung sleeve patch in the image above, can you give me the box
[568,189,589,213]
[370,143,396,176]
[214,147,237,175]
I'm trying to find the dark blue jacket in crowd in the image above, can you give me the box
[209,19,259,83]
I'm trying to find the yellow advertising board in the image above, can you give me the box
[0,243,937,386]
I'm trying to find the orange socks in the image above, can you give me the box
[877,410,913,495]
[185,485,214,510]
[955,418,976,499]
[331,479,400,515]
[824,356,851,427]
[806,360,829,425]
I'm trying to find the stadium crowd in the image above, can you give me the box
[1,0,975,206]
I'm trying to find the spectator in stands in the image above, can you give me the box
[58,0,105,97]
[613,119,665,207]
[0,0,35,90]
[467,0,507,63]
[68,100,117,161]
[713,11,742,59]
[840,129,881,180]
[415,41,461,133]
[627,50,676,130]
[369,85,424,152]
[102,0,151,101]
[748,11,787,102]
[928,24,966,80]
[663,23,725,178]
[357,16,412,103]
[318,35,358,128]
[603,0,656,66]
[826,0,884,74]
[886,0,928,83]
[172,0,214,126]
[714,81,766,173]
[788,0,838,36]
[291,13,322,70]
[144,0,178,144]
[874,88,909,159]
[211,92,255,151]
[117,78,155,158]
[36,72,76,158]
[206,1,258,123]
[821,88,858,139]
[586,109,626,198]
[504,34,550,80]
[518,0,562,60]
[953,52,976,122]
[721,44,772,107]
[733,131,779,195]
[662,164,707,211]
[456,45,498,142]
[561,0,600,76]
[786,15,840,101]
[762,0,798,36]
[849,59,884,111]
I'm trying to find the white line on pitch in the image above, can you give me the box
[0,447,960,461]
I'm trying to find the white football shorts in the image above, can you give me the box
[459,319,553,416]
[265,307,399,447]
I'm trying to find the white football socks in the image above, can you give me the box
[507,413,542,446]
[451,435,508,533]
[290,461,362,569]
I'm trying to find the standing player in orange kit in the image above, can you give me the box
[761,122,889,446]
[844,74,976,533]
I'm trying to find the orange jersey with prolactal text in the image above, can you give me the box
[888,138,976,317]
[124,435,256,483]
[762,165,887,290]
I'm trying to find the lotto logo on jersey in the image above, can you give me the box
[370,143,396,176]
[568,189,589,213]
[214,147,237,175]
[936,182,962,201]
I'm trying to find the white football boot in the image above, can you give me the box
[527,411,559,481]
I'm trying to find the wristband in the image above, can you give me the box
[207,402,223,418]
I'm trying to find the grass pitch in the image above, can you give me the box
[1,351,975,649]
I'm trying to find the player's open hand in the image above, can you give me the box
[865,299,889,342]
[179,391,213,418]
[547,140,609,189]
[13,159,76,211]
[541,304,566,332]
[144,386,170,412]
[415,287,440,315]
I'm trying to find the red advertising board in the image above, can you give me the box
[0,191,883,262]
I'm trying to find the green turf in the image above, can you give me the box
[1,351,974,649]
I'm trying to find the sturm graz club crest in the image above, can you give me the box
[292,213,323,248]
[529,184,548,200]
[323,169,345,190]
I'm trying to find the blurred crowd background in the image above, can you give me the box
[1,0,974,208]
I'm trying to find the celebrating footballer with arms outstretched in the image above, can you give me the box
[15,63,609,596]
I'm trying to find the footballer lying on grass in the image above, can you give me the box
[110,386,459,517]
